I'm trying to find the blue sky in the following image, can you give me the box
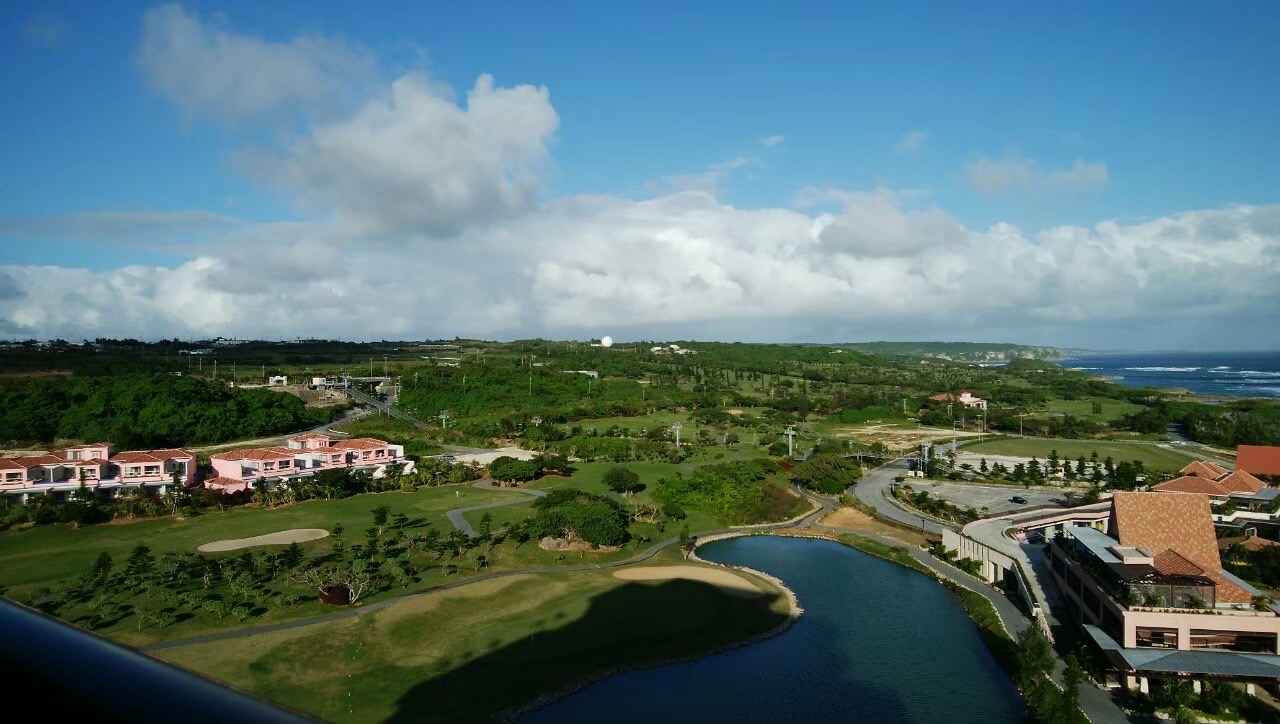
[0,2,1278,348]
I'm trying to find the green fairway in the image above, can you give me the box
[962,438,1201,470]
[1029,397,1144,423]
[158,566,790,723]
[0,485,509,595]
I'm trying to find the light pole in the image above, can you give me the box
[979,413,985,444]
[671,422,682,448]
[785,426,796,458]
[438,411,450,430]
[370,358,374,377]
[1018,413,1028,437]
[383,356,388,378]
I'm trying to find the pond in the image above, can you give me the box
[521,535,1025,723]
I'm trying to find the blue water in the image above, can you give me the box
[1064,351,1280,399]
[521,536,1025,724]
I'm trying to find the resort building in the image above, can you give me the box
[205,433,410,493]
[929,391,988,410]
[0,443,194,502]
[1048,492,1280,692]
[1238,445,1280,478]
[1152,460,1277,527]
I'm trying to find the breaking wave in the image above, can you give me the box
[1124,366,1201,373]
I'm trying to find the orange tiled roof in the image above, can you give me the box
[204,476,245,487]
[1153,549,1205,577]
[1110,491,1255,604]
[1110,492,1222,573]
[1180,460,1230,480]
[1218,535,1280,553]
[213,446,295,461]
[289,433,332,440]
[330,437,389,450]
[1216,470,1266,495]
[110,451,164,464]
[147,449,194,461]
[0,458,26,471]
[3,454,66,469]
[1238,445,1280,477]
[1153,476,1229,496]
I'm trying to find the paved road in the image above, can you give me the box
[445,479,547,536]
[850,458,952,535]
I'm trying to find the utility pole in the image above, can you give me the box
[370,358,374,378]
[213,359,217,379]
[785,425,796,458]
[383,356,388,378]
[1018,413,1028,437]
[671,422,682,448]
[979,414,985,444]
[438,411,450,430]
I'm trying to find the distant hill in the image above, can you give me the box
[842,341,1066,363]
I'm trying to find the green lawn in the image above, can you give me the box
[1029,397,1144,423]
[158,567,790,723]
[0,485,508,595]
[962,438,1200,471]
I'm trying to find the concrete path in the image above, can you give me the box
[445,479,546,537]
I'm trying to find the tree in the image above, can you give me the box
[603,466,643,497]
[789,453,861,495]
[979,457,989,475]
[89,551,115,590]
[371,505,391,536]
[123,545,155,586]
[478,511,492,539]
[281,541,305,570]
[1015,625,1055,689]
[678,523,693,559]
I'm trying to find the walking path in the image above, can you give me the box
[445,479,546,536]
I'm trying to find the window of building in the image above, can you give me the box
[1189,630,1277,653]
[67,450,82,460]
[278,460,291,468]
[1136,627,1178,649]
[126,467,140,477]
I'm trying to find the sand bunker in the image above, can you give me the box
[613,565,764,598]
[197,528,329,553]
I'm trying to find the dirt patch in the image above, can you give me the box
[197,528,329,552]
[819,506,931,546]
[613,565,764,598]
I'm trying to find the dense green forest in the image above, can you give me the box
[0,374,331,448]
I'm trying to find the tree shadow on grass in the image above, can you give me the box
[387,579,917,724]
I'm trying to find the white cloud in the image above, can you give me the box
[657,156,757,197]
[1044,160,1109,191]
[135,4,377,123]
[244,73,559,234]
[965,156,1109,195]
[760,135,785,148]
[895,130,929,153]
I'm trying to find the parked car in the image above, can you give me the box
[1010,496,1028,505]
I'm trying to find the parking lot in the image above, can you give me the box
[898,481,1066,517]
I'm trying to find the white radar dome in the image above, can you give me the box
[601,336,614,348]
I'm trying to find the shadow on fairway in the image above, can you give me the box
[388,579,794,723]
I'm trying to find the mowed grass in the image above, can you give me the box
[963,438,1200,470]
[1029,397,1144,423]
[0,486,509,595]
[158,567,790,723]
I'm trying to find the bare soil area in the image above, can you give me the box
[613,565,765,598]
[197,528,329,552]
[818,506,931,546]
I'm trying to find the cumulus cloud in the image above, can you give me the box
[244,73,558,234]
[965,155,1109,195]
[135,4,377,123]
[3,193,1278,346]
[894,130,929,153]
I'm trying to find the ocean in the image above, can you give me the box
[1063,351,1280,400]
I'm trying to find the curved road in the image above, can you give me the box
[850,458,952,535]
